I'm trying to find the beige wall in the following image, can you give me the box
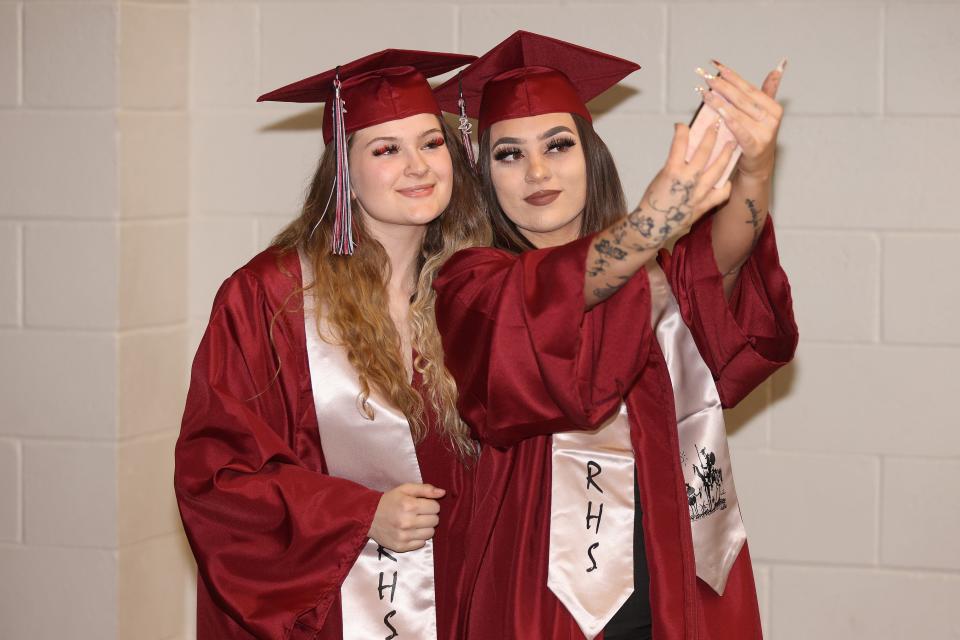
[0,1,191,638]
[2,1,959,638]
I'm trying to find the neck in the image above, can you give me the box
[364,217,426,297]
[518,211,583,249]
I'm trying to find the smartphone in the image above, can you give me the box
[685,92,741,189]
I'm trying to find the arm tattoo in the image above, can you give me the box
[587,179,696,302]
[648,179,695,239]
[745,198,763,244]
[611,220,628,245]
[586,256,610,277]
[592,275,629,301]
[595,238,628,261]
[723,199,766,279]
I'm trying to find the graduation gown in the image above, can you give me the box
[433,215,798,640]
[175,248,475,639]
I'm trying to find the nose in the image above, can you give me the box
[524,154,551,184]
[404,148,429,178]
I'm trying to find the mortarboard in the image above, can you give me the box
[434,31,640,137]
[257,49,476,254]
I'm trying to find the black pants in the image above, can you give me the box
[603,474,653,640]
[604,626,653,640]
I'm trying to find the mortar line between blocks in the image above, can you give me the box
[16,1,22,107]
[16,222,23,328]
[876,231,884,344]
[878,4,886,117]
[875,455,883,566]
[660,2,668,115]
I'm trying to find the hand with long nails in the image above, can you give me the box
[695,59,786,181]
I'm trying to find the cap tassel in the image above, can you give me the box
[457,74,477,170]
[331,69,355,255]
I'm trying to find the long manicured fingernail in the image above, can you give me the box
[695,66,716,80]
[776,57,788,73]
[711,58,723,68]
[695,85,706,94]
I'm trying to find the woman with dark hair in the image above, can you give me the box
[174,50,491,639]
[433,32,798,639]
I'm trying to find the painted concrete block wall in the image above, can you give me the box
[3,0,957,638]
[1,1,190,638]
[188,3,960,638]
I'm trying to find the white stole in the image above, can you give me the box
[300,250,438,640]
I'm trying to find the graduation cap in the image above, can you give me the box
[434,31,641,138]
[258,49,476,254]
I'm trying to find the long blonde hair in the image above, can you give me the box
[273,118,490,459]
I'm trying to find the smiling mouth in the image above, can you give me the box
[397,184,435,198]
[524,190,561,206]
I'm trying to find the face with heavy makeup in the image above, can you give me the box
[487,112,588,247]
[348,112,454,233]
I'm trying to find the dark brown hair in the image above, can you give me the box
[477,113,627,253]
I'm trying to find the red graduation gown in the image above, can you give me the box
[175,248,475,639]
[433,215,798,640]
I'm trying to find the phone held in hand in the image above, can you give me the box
[685,93,741,189]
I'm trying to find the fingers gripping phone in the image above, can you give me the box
[685,93,741,189]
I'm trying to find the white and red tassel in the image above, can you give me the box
[330,71,355,255]
[457,74,476,170]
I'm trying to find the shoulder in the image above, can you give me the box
[238,246,302,296]
[211,247,303,317]
[437,246,516,283]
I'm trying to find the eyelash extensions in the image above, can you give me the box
[494,146,523,162]
[545,136,576,153]
[372,144,399,157]
[493,136,578,163]
[372,137,446,157]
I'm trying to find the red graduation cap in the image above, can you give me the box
[434,31,640,136]
[257,49,475,254]
[258,49,476,144]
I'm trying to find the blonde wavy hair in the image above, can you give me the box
[273,117,490,460]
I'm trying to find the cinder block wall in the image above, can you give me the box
[188,2,960,639]
[2,1,958,639]
[0,1,191,639]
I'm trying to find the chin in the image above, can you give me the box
[399,200,445,225]
[515,202,581,234]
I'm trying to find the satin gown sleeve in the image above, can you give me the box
[433,235,654,448]
[175,269,382,638]
[663,214,799,408]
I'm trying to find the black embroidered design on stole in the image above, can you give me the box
[684,445,727,521]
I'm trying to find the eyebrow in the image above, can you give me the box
[364,128,443,148]
[491,125,575,148]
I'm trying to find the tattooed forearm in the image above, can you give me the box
[647,179,696,239]
[626,209,655,238]
[721,198,765,280]
[583,179,698,308]
[592,275,629,302]
[745,198,763,243]
[586,256,610,277]
[595,239,628,261]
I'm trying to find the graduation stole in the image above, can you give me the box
[548,408,636,640]
[547,265,747,639]
[299,251,439,640]
[647,263,746,595]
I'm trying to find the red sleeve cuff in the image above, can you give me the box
[665,214,798,407]
[292,487,382,633]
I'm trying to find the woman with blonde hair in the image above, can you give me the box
[175,50,490,639]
